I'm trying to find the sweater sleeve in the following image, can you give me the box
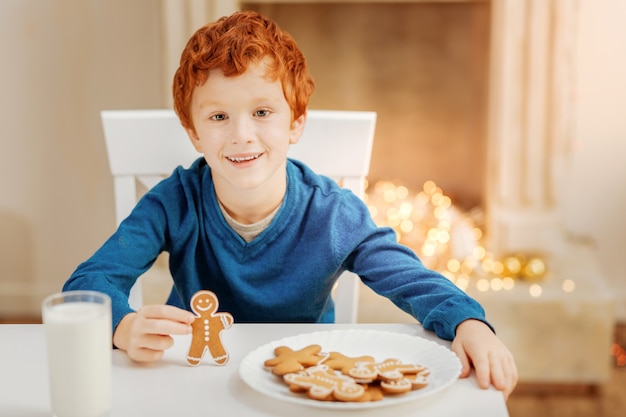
[63,180,175,332]
[333,192,492,341]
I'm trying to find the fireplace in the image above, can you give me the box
[245,1,491,211]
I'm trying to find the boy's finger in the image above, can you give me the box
[489,358,506,391]
[141,334,176,351]
[130,346,166,363]
[472,354,491,389]
[161,319,192,336]
[139,304,196,324]
[449,341,472,378]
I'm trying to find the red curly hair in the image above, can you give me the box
[172,10,315,132]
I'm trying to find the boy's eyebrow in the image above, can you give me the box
[197,100,221,110]
[197,96,283,111]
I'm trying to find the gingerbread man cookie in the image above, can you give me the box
[347,358,426,382]
[283,364,366,402]
[263,344,326,376]
[187,290,233,366]
[324,351,375,376]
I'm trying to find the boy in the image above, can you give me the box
[64,10,517,398]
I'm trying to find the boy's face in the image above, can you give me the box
[186,58,305,194]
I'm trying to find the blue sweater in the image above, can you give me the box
[64,158,488,340]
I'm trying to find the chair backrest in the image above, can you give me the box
[101,109,376,322]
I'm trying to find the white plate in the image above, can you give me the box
[238,329,462,410]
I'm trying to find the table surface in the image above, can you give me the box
[0,323,509,417]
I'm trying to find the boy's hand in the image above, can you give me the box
[450,319,518,400]
[113,305,195,363]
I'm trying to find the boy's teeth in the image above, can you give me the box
[228,154,260,162]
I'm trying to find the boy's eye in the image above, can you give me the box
[211,113,226,121]
[255,109,270,117]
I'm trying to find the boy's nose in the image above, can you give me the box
[229,116,254,144]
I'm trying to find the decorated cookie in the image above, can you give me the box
[187,290,234,366]
[324,351,375,376]
[378,369,431,395]
[378,376,414,394]
[347,358,426,382]
[264,344,326,376]
[404,369,431,390]
[283,364,366,402]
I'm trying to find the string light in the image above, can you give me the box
[529,284,543,298]
[366,180,553,294]
[562,279,576,292]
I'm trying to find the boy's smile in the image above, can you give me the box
[225,152,263,164]
[185,57,306,223]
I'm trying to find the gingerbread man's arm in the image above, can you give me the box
[219,312,234,329]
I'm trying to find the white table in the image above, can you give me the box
[0,323,509,416]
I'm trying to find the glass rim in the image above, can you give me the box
[42,290,111,308]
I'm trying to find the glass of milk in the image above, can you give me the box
[42,291,112,417]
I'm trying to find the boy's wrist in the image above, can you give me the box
[112,312,136,351]
[455,318,487,335]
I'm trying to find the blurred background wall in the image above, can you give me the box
[0,0,164,315]
[0,0,624,321]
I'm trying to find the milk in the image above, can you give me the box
[43,297,112,417]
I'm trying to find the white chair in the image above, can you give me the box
[101,109,376,323]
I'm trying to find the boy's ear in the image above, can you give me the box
[289,113,307,145]
[186,128,203,153]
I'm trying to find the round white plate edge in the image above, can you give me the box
[238,329,462,410]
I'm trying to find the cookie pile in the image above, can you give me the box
[263,344,430,403]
